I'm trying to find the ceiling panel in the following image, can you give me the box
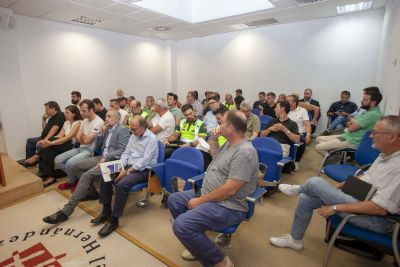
[0,0,16,7]
[10,1,53,17]
[102,2,141,15]
[126,9,161,20]
[70,0,115,9]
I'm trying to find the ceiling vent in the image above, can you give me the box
[244,18,278,27]
[295,0,324,4]
[152,26,170,32]
[72,16,102,25]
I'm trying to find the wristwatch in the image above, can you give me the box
[286,130,291,135]
[332,205,338,213]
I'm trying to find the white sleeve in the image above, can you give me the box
[302,108,310,121]
[92,119,104,133]
[158,114,174,130]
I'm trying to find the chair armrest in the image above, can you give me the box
[148,163,165,186]
[246,187,267,203]
[277,157,291,167]
[146,162,165,171]
[384,214,400,223]
[317,147,357,176]
[294,142,303,147]
[188,173,206,184]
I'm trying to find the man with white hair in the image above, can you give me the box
[270,115,400,251]
[116,89,124,99]
[240,101,261,140]
[147,98,175,142]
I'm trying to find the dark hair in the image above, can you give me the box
[226,110,247,134]
[304,88,312,93]
[45,101,61,112]
[267,92,276,98]
[258,91,266,96]
[277,101,290,114]
[79,99,95,111]
[208,95,220,102]
[213,106,227,116]
[71,91,81,98]
[363,86,380,93]
[365,91,382,106]
[288,94,299,106]
[110,99,120,106]
[234,95,244,105]
[181,104,193,113]
[120,97,128,102]
[193,90,199,100]
[167,92,178,101]
[341,91,351,97]
[65,105,82,121]
[236,89,242,94]
[187,91,195,98]
[92,98,103,105]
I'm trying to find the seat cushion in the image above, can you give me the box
[218,224,240,234]
[129,182,148,192]
[323,164,360,182]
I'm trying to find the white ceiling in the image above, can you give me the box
[0,0,388,40]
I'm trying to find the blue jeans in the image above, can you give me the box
[290,177,394,240]
[54,147,93,185]
[327,116,347,132]
[168,190,246,267]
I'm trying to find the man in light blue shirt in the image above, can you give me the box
[97,115,158,237]
[203,95,223,134]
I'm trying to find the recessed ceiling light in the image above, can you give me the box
[336,1,372,14]
[72,16,102,25]
[152,26,170,31]
[231,24,250,30]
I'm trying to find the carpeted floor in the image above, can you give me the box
[20,141,395,266]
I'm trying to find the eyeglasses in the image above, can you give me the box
[130,127,141,132]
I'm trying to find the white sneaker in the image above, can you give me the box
[294,162,300,171]
[269,234,304,250]
[181,249,195,261]
[278,184,301,196]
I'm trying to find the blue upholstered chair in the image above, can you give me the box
[151,147,204,207]
[259,115,273,131]
[252,108,260,117]
[324,213,400,267]
[188,171,266,248]
[251,137,298,190]
[130,140,165,208]
[318,131,380,183]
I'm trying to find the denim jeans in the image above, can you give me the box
[327,116,347,132]
[290,177,394,240]
[54,147,93,185]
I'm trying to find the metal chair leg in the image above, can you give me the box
[214,233,232,249]
[136,189,150,208]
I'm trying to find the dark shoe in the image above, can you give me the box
[17,159,26,165]
[90,213,110,224]
[43,178,57,188]
[320,130,330,136]
[43,210,68,224]
[98,221,119,237]
[80,192,99,202]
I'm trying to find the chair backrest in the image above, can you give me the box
[157,140,165,164]
[252,137,283,182]
[355,131,380,166]
[252,137,282,154]
[259,115,273,130]
[252,108,260,116]
[170,147,204,168]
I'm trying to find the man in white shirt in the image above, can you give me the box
[148,98,175,142]
[55,99,104,191]
[287,94,311,171]
[270,115,400,251]
[186,91,203,117]
[110,98,127,124]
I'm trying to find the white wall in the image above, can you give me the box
[0,12,169,159]
[172,10,384,130]
[376,0,400,115]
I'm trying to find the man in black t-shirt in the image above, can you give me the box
[260,100,300,157]
[259,92,277,118]
[18,101,65,167]
[93,98,108,121]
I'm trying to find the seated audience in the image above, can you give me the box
[18,101,65,167]
[71,91,81,106]
[346,86,381,121]
[42,110,130,225]
[224,93,235,110]
[240,101,261,140]
[259,92,277,118]
[300,88,320,134]
[212,107,228,147]
[270,115,400,251]
[168,110,258,266]
[202,91,211,105]
[321,90,358,135]
[110,98,127,124]
[315,90,383,156]
[287,94,311,171]
[278,94,286,102]
[234,95,244,110]
[167,92,184,125]
[148,98,175,142]
[119,97,128,110]
[144,96,157,119]
[41,105,82,187]
[96,116,158,237]
[253,91,267,110]
[55,99,104,191]
[165,104,208,158]
[116,89,124,99]
[186,91,203,117]
[235,88,243,97]
[123,100,148,128]
[203,95,223,134]
[261,101,300,157]
[93,98,107,121]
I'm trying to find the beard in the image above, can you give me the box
[71,99,79,105]
[361,103,371,110]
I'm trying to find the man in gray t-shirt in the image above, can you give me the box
[168,110,259,267]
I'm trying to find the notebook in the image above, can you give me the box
[341,175,377,201]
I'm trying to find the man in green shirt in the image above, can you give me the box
[167,92,184,126]
[224,93,235,111]
[122,100,148,128]
[315,90,383,156]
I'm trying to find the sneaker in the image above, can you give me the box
[278,184,301,196]
[181,249,195,261]
[294,162,300,171]
[57,182,71,190]
[269,234,304,250]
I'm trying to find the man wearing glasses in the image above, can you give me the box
[203,95,224,134]
[270,115,400,251]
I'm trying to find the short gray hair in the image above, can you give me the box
[240,101,252,110]
[156,98,168,109]
[109,109,121,121]
[379,115,400,132]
